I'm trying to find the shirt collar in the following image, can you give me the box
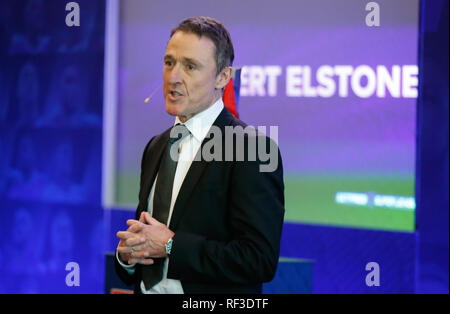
[174,98,224,143]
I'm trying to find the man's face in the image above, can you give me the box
[163,31,221,122]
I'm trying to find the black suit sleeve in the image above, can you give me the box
[168,136,285,285]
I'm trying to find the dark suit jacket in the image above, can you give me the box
[115,107,285,294]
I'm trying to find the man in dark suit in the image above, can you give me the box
[115,16,285,294]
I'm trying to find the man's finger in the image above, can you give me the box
[117,231,139,240]
[143,212,160,226]
[127,222,144,233]
[117,246,133,254]
[130,244,142,252]
[126,219,140,227]
[139,212,147,223]
[117,245,146,255]
[128,258,154,265]
[126,237,146,247]
[130,250,150,259]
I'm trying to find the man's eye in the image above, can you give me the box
[187,64,196,70]
[165,61,173,66]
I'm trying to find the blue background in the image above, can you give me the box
[0,0,105,293]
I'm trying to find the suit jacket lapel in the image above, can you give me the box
[169,107,235,230]
[139,130,170,214]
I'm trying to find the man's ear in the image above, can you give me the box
[215,66,232,90]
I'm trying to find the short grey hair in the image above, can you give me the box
[170,16,235,75]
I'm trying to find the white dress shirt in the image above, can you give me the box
[116,98,224,294]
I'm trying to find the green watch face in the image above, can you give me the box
[166,238,173,255]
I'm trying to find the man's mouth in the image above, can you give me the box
[167,90,184,102]
[170,91,183,97]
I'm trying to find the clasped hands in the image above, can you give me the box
[116,212,174,265]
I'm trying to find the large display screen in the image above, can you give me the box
[113,0,418,231]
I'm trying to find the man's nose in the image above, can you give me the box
[168,63,183,84]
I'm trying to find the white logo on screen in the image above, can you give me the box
[240,65,418,99]
[366,2,381,27]
[365,262,380,287]
[65,262,80,287]
[65,2,80,27]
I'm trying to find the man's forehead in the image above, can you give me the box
[165,31,215,63]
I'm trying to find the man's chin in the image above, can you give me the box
[165,103,185,117]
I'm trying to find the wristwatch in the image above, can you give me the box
[165,237,173,256]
